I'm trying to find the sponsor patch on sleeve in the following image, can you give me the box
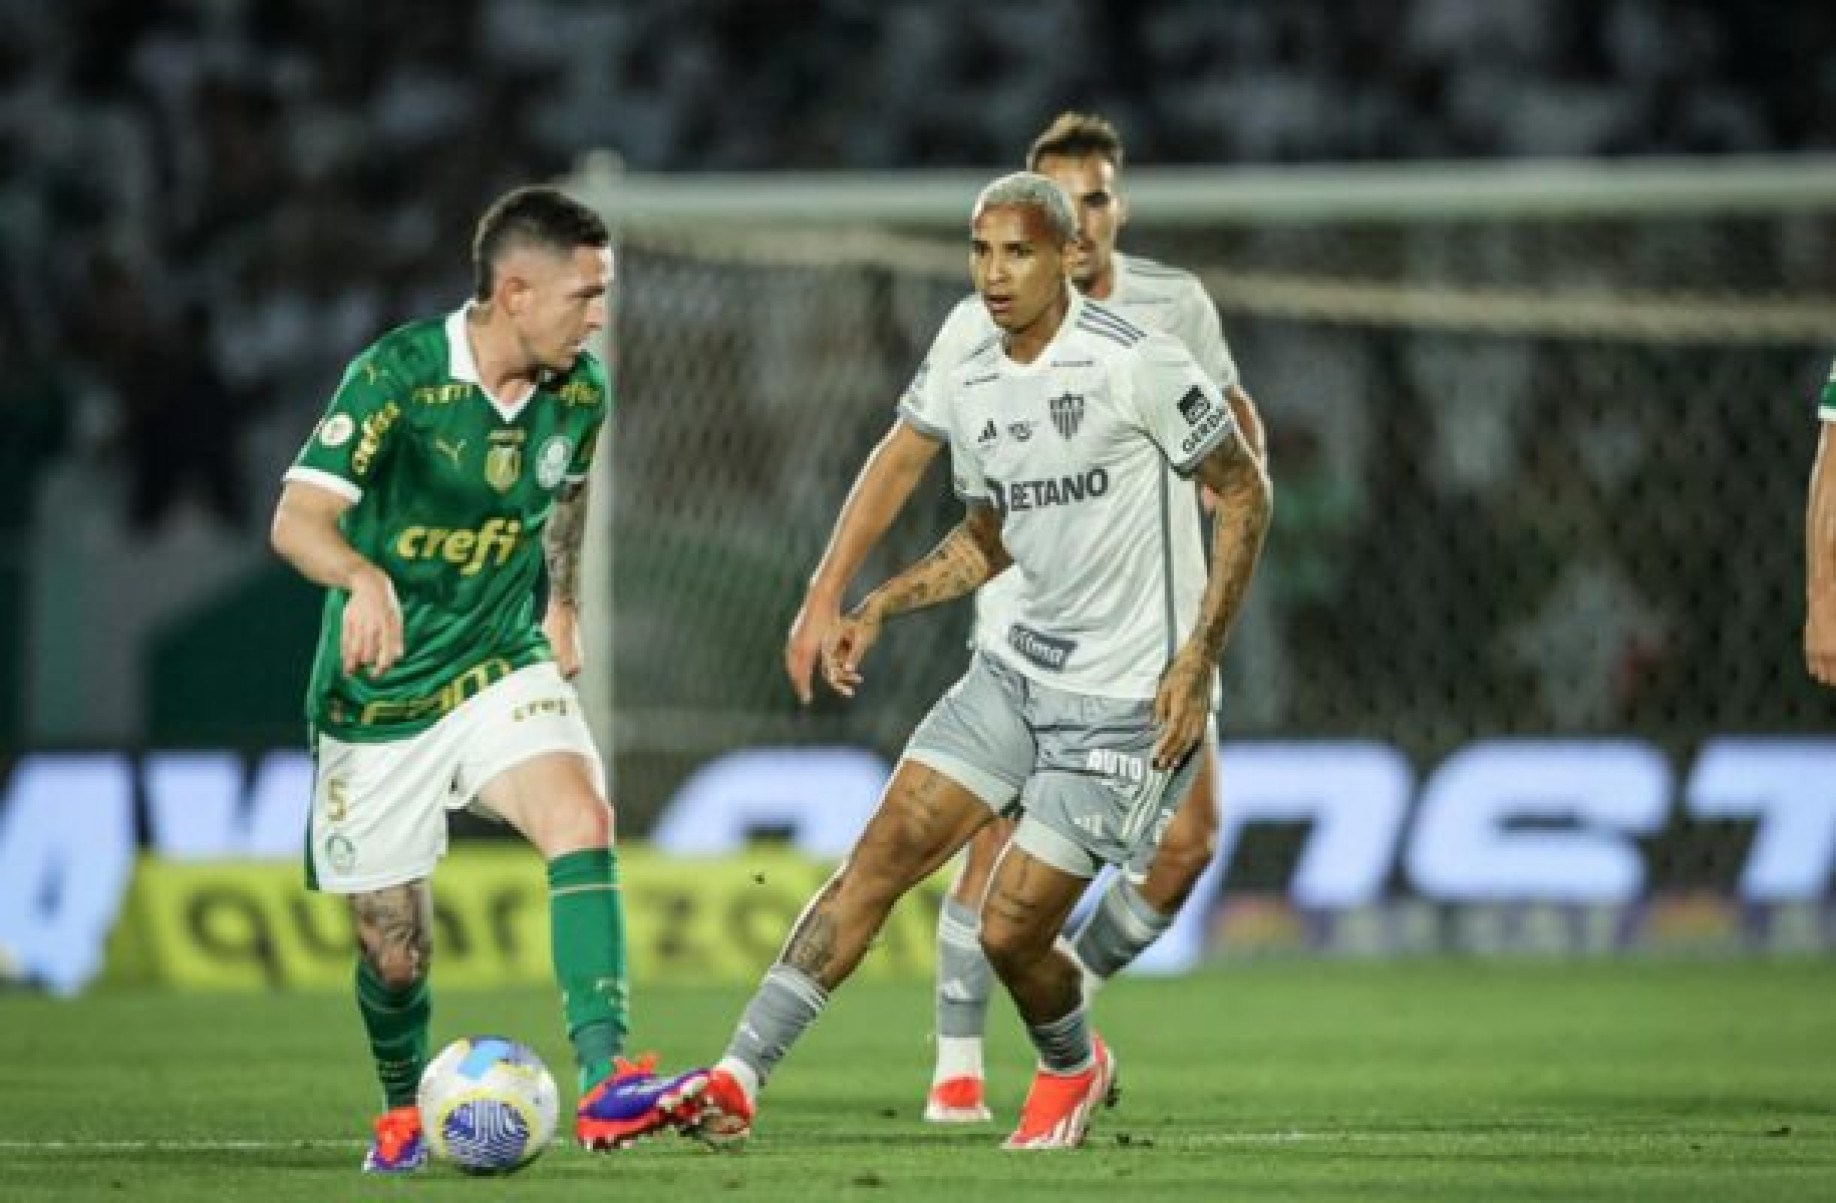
[1175,386,1213,425]
[318,413,355,448]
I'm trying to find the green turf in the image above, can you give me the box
[1,961,1830,1200]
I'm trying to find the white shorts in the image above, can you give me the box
[306,662,604,894]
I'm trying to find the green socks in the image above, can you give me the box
[354,959,431,1109]
[548,847,630,1093]
[350,848,630,1105]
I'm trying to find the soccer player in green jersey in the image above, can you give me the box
[270,186,707,1173]
[1807,359,1836,686]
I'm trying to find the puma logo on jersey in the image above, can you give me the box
[433,436,466,467]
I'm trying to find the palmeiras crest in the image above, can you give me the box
[1048,392,1085,440]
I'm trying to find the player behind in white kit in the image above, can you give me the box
[782,112,1268,1123]
[687,171,1272,1149]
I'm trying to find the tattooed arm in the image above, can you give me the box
[1225,382,1268,466]
[786,420,943,704]
[1153,428,1272,769]
[1808,422,1836,686]
[860,502,1009,621]
[819,502,1009,698]
[542,478,592,678]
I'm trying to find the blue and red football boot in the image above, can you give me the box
[361,1104,428,1174]
[575,1054,711,1150]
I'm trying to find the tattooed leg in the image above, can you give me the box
[783,761,990,989]
[716,761,992,1095]
[977,846,1087,1026]
[349,881,435,1110]
[352,882,434,989]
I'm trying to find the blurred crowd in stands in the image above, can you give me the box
[1,0,1832,537]
[2,0,1833,758]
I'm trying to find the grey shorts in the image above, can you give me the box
[904,652,1204,879]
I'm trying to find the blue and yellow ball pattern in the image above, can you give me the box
[417,1036,559,1174]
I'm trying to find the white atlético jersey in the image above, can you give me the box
[898,291,1239,699]
[901,253,1242,673]
[1100,251,1240,393]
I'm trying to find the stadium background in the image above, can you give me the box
[3,0,1836,1001]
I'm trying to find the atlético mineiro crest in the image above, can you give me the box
[1049,392,1085,440]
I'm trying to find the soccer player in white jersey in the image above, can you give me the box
[684,173,1271,1150]
[783,112,1268,1124]
[1806,358,1836,686]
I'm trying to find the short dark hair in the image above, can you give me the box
[472,186,610,301]
[1026,111,1126,172]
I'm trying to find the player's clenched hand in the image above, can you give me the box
[1807,594,1836,686]
[785,593,842,705]
[821,606,883,699]
[341,564,404,679]
[544,601,584,679]
[1152,644,1213,769]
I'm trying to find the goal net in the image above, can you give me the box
[574,156,1836,874]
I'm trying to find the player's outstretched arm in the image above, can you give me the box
[1155,430,1272,768]
[820,502,1009,699]
[270,480,403,678]
[1806,423,1836,686]
[787,420,942,703]
[543,477,591,679]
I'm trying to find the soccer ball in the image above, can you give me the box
[417,1036,560,1174]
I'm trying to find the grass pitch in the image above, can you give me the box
[1,960,1830,1200]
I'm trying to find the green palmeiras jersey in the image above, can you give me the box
[285,306,608,741]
